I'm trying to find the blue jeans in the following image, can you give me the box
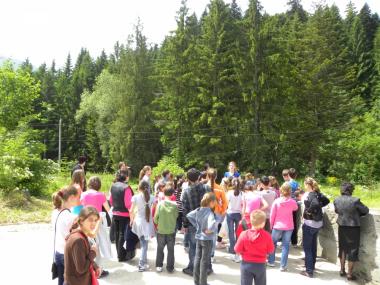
[227,213,241,254]
[268,229,293,268]
[194,240,213,285]
[302,224,319,275]
[241,261,266,285]
[139,236,149,267]
[186,226,197,271]
[55,252,64,285]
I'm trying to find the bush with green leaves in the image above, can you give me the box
[152,156,185,180]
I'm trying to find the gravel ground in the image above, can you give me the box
[0,223,352,285]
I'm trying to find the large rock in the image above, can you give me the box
[317,206,380,284]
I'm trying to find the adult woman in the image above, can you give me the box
[51,186,80,285]
[64,207,100,285]
[334,182,369,281]
[300,177,330,278]
[268,182,298,271]
[224,161,240,178]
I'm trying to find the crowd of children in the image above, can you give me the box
[51,158,369,285]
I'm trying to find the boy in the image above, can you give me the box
[187,193,218,285]
[234,210,274,285]
[154,185,179,273]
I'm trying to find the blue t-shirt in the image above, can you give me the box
[289,180,299,198]
[224,171,240,178]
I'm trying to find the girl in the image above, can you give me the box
[64,207,100,285]
[224,161,240,178]
[268,176,280,198]
[139,165,152,192]
[242,185,268,220]
[334,182,369,281]
[81,176,112,278]
[187,192,218,285]
[71,169,86,215]
[300,177,330,278]
[130,180,155,272]
[207,168,228,253]
[51,186,79,285]
[268,183,298,271]
[226,178,243,263]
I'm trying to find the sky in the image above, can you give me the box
[1,0,379,67]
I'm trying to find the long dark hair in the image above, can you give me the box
[233,178,241,197]
[52,185,78,209]
[207,168,217,192]
[139,180,151,222]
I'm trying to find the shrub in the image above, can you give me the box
[152,156,185,180]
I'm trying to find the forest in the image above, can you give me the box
[1,0,380,195]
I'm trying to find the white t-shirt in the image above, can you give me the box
[227,190,243,214]
[51,209,76,254]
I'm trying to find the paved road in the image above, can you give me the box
[0,223,355,285]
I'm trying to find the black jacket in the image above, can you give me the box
[334,195,369,227]
[303,191,330,222]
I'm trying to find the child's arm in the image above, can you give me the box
[186,209,197,228]
[153,202,160,224]
[234,231,245,255]
[260,197,269,211]
[205,212,217,234]
[270,202,277,229]
[129,202,135,226]
[266,233,275,254]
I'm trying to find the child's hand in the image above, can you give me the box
[204,230,213,235]
[91,245,98,256]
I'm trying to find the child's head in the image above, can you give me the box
[74,206,100,237]
[269,176,279,189]
[187,168,200,184]
[116,169,129,182]
[341,182,354,196]
[71,169,85,191]
[289,168,297,179]
[304,177,319,192]
[282,169,290,181]
[280,182,292,197]
[88,176,101,191]
[164,185,174,197]
[200,192,216,209]
[139,165,152,180]
[162,169,170,180]
[52,185,79,209]
[250,210,266,229]
[245,172,254,181]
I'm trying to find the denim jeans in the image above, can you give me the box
[227,213,241,254]
[186,226,197,271]
[139,236,149,267]
[268,229,293,268]
[156,233,176,271]
[240,261,266,285]
[194,240,213,285]
[55,252,64,285]
[302,224,319,275]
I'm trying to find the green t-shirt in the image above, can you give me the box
[154,200,179,234]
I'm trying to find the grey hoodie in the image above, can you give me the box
[186,207,217,241]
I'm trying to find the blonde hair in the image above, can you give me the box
[201,192,216,207]
[250,210,266,228]
[280,182,292,197]
[304,177,320,192]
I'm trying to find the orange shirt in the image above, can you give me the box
[212,183,228,215]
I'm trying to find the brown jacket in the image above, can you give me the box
[64,229,98,285]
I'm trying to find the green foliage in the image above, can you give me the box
[152,156,185,180]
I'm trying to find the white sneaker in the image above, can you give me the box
[267,263,275,267]
[144,264,150,270]
[156,267,163,272]
[280,266,287,272]
[234,255,241,263]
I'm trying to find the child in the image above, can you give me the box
[64,206,100,285]
[130,180,155,272]
[187,193,218,285]
[51,185,79,285]
[154,185,179,272]
[234,210,274,285]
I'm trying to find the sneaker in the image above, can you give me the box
[234,255,241,263]
[267,263,275,267]
[144,264,150,270]
[138,266,145,272]
[300,271,313,278]
[182,267,193,276]
[207,268,213,275]
[99,270,109,278]
[156,267,163,273]
[280,267,287,272]
[211,257,216,263]
[216,242,227,249]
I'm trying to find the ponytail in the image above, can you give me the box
[139,165,151,181]
[52,186,78,209]
[139,180,151,222]
[233,178,240,197]
[207,168,217,192]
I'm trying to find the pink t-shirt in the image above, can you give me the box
[81,190,107,212]
[245,192,261,214]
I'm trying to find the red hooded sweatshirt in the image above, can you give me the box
[234,228,274,263]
